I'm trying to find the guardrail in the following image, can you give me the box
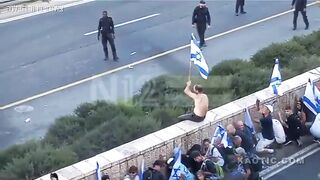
[37,67,320,180]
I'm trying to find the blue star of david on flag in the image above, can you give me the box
[169,148,195,180]
[190,33,209,79]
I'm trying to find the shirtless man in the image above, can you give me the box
[178,80,209,122]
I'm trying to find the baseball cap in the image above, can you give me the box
[234,147,246,156]
[167,157,174,164]
[200,0,206,4]
[265,105,273,113]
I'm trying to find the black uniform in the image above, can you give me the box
[285,113,302,141]
[235,0,246,15]
[291,0,309,30]
[192,5,211,47]
[98,16,118,60]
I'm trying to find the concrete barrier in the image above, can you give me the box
[0,0,33,7]
[36,67,320,180]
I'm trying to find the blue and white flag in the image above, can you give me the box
[212,125,232,148]
[169,148,194,180]
[96,161,102,180]
[270,58,282,96]
[190,33,209,79]
[139,159,145,180]
[244,107,255,134]
[312,81,320,105]
[303,80,320,115]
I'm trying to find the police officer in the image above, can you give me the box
[291,0,309,30]
[192,0,211,48]
[235,0,246,16]
[98,11,119,61]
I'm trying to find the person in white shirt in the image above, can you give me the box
[178,80,209,122]
[201,139,225,167]
[272,118,286,144]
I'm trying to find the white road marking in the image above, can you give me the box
[0,1,319,110]
[83,13,161,36]
[260,143,319,177]
[205,1,319,41]
[24,118,31,123]
[263,146,320,179]
[0,0,96,24]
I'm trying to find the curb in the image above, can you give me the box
[0,0,95,23]
[0,0,36,9]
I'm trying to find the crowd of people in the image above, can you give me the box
[121,78,319,180]
[88,79,320,180]
[133,103,317,180]
[49,86,320,180]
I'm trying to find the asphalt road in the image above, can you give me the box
[269,148,320,180]
[0,0,295,106]
[0,0,319,149]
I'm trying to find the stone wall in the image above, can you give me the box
[36,67,320,180]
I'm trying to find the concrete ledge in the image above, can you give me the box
[153,124,187,142]
[56,164,83,180]
[0,0,34,8]
[86,155,111,169]
[36,67,320,179]
[99,149,126,165]
[72,160,96,177]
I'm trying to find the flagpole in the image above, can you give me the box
[188,60,192,81]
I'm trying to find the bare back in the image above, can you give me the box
[193,93,209,117]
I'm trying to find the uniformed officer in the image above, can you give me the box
[98,11,119,61]
[291,0,309,30]
[192,0,211,48]
[235,0,247,16]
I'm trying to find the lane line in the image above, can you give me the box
[0,1,319,110]
[0,0,96,24]
[260,143,320,177]
[84,13,161,36]
[263,146,320,179]
[205,1,319,41]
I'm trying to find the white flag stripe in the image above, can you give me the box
[96,161,101,180]
[190,33,209,79]
[269,58,282,96]
[303,80,320,115]
[244,107,255,133]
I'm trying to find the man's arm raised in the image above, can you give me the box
[184,81,197,99]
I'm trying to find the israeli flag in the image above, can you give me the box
[303,80,320,115]
[190,33,209,80]
[270,58,282,96]
[169,148,194,180]
[212,125,232,148]
[244,107,256,134]
[312,81,320,105]
[139,159,145,180]
[96,161,102,180]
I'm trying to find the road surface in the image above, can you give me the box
[0,0,301,105]
[0,0,319,149]
[268,145,320,180]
